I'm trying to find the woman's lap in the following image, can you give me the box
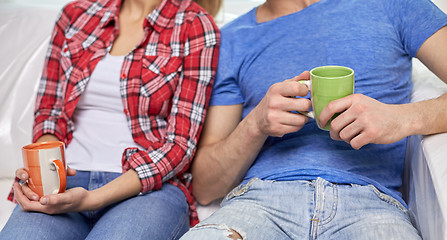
[0,171,189,240]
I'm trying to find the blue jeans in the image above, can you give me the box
[0,171,190,240]
[181,178,421,240]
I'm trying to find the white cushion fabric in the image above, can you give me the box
[1,1,446,239]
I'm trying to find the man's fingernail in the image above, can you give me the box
[21,173,26,179]
[41,198,48,205]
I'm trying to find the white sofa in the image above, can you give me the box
[1,1,446,239]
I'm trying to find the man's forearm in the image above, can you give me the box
[404,92,447,136]
[192,114,268,205]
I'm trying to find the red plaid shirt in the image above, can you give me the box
[8,0,220,226]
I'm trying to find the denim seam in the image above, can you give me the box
[367,185,407,213]
[319,184,338,225]
[310,179,338,239]
[310,178,323,239]
[191,224,247,239]
[223,178,259,202]
[169,209,190,240]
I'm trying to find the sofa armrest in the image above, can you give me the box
[405,133,447,240]
[403,59,447,240]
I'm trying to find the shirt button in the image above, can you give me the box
[121,73,127,79]
[63,47,68,53]
[123,109,128,115]
[160,67,166,73]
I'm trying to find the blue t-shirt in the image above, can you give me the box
[211,0,447,207]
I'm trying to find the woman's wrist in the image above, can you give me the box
[88,188,108,210]
[35,134,60,143]
[87,170,142,211]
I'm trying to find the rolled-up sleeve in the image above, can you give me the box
[122,13,220,194]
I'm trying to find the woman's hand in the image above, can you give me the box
[14,167,80,213]
[14,134,97,214]
[13,183,96,214]
[15,167,77,201]
[14,168,141,214]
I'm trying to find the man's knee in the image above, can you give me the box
[227,228,243,240]
[188,223,245,240]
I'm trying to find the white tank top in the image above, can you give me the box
[65,53,143,173]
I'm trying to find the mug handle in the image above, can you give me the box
[51,159,66,194]
[297,80,315,119]
[298,110,315,119]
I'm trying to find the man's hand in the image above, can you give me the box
[250,71,312,137]
[319,94,409,149]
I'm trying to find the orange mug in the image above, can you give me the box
[22,141,67,197]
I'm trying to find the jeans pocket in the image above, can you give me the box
[367,185,407,213]
[222,178,260,205]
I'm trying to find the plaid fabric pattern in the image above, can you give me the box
[8,0,220,226]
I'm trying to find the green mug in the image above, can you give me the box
[299,65,354,131]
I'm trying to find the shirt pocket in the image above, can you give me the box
[325,38,377,77]
[140,56,183,115]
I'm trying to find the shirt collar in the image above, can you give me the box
[98,0,122,29]
[99,0,180,32]
[145,0,181,32]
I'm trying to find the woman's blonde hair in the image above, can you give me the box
[193,0,223,17]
